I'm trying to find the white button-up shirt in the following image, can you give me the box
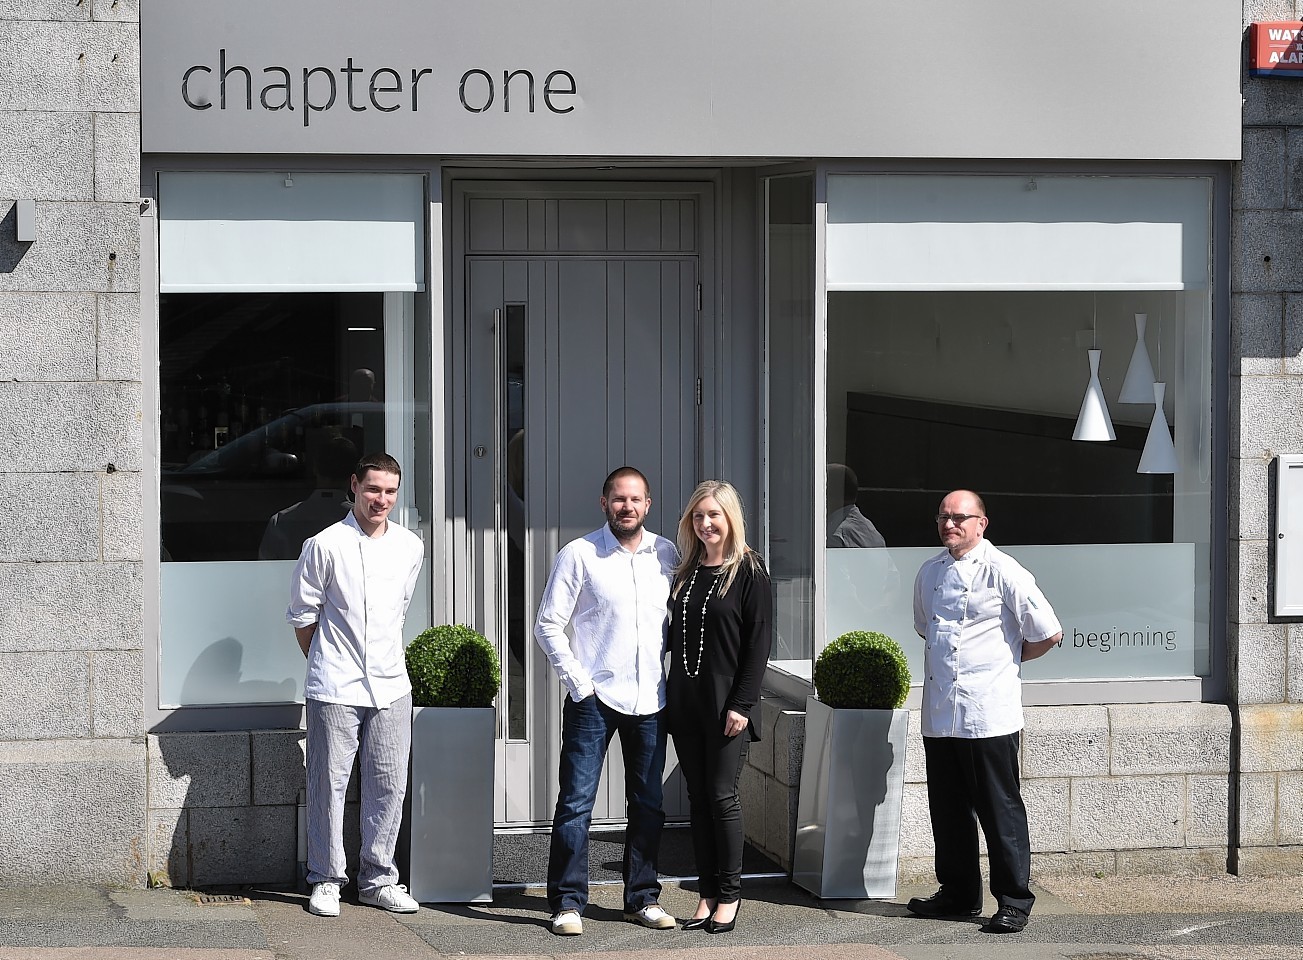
[287,511,425,709]
[913,538,1061,739]
[534,525,678,715]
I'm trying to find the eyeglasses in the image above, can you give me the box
[935,513,981,526]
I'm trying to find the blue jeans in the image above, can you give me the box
[547,694,667,914]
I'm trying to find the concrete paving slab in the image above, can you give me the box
[1,872,1302,960]
[0,951,269,960]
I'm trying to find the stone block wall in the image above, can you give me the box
[1233,0,1303,875]
[0,1,145,884]
[746,698,1234,879]
[741,695,806,869]
[149,730,316,888]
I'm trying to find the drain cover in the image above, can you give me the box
[196,894,249,905]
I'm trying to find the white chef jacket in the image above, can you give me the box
[287,510,425,709]
[534,525,678,715]
[912,537,1061,739]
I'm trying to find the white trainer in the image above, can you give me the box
[358,883,419,913]
[308,881,340,917]
[551,910,583,935]
[624,903,676,929]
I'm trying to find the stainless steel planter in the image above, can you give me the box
[408,705,495,903]
[792,697,908,899]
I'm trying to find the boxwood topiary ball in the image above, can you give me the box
[813,630,911,710]
[405,624,501,708]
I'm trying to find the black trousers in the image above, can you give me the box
[671,727,750,904]
[922,732,1035,915]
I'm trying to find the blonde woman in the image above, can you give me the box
[666,480,772,934]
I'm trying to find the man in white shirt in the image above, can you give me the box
[909,490,1062,935]
[534,466,679,937]
[287,452,425,919]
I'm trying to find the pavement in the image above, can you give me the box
[1,873,1301,960]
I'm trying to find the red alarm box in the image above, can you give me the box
[1250,21,1303,77]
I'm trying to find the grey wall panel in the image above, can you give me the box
[140,0,1241,160]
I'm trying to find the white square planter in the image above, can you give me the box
[408,706,495,903]
[792,697,908,899]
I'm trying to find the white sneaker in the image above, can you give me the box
[551,910,583,935]
[624,903,676,929]
[308,881,340,917]
[358,883,419,913]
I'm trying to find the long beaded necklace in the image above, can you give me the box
[680,565,721,678]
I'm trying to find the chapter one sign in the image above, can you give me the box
[180,49,579,127]
[1250,21,1303,77]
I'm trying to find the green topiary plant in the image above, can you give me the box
[405,624,501,708]
[813,630,911,710]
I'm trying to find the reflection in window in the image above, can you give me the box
[157,290,429,708]
[160,292,387,562]
[825,291,1199,547]
[825,289,1212,680]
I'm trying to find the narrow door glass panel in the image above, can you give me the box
[503,303,527,740]
[764,174,816,665]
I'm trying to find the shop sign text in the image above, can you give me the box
[180,50,579,126]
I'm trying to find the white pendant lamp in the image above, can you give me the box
[1137,381,1180,474]
[1119,313,1157,403]
[1072,348,1116,441]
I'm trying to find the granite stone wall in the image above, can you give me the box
[1232,0,1303,875]
[0,0,145,884]
[745,697,1235,880]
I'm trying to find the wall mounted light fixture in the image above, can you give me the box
[16,200,35,242]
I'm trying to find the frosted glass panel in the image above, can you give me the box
[160,561,432,706]
[827,543,1196,683]
[827,175,1210,291]
[159,172,425,292]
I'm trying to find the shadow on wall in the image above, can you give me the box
[180,636,297,704]
[1,203,34,272]
[151,725,369,890]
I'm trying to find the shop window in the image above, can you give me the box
[822,174,1213,687]
[161,292,388,562]
[155,172,429,708]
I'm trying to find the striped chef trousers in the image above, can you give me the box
[305,693,412,892]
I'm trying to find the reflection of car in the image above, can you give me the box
[162,402,388,562]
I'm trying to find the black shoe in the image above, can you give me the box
[681,916,711,931]
[707,901,739,934]
[906,890,982,918]
[984,905,1029,933]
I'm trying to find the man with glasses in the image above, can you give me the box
[908,490,1062,934]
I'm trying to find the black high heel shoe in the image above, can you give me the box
[708,901,740,934]
[682,899,716,930]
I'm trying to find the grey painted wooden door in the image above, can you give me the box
[465,195,701,826]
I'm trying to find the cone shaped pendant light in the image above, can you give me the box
[1119,313,1157,403]
[1137,382,1179,474]
[1072,348,1116,441]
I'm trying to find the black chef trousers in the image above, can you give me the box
[922,731,1035,915]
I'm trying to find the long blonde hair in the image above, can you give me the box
[672,480,760,598]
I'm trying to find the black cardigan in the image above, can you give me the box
[665,555,773,740]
